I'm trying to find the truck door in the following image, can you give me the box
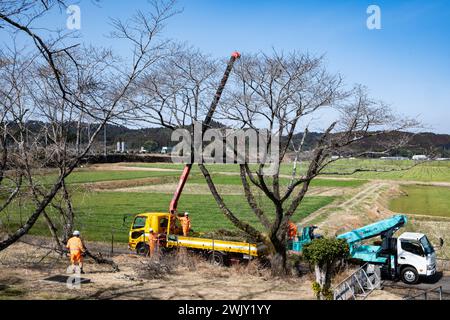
[129,216,148,254]
[398,239,427,275]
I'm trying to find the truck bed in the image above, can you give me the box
[167,235,259,257]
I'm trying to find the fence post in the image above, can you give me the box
[111,229,114,256]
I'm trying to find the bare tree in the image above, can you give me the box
[127,44,220,129]
[0,0,178,256]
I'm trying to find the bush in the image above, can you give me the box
[303,238,349,300]
[303,238,349,267]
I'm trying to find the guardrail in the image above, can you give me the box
[333,263,381,300]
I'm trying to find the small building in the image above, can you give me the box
[160,147,172,154]
[116,141,126,153]
[412,155,428,161]
[380,156,410,161]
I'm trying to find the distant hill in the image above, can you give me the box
[16,121,450,157]
[110,125,450,158]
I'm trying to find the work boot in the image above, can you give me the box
[80,269,85,274]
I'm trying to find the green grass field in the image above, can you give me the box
[187,174,367,188]
[327,163,450,182]
[127,160,450,182]
[37,169,367,189]
[389,185,450,217]
[39,170,181,185]
[1,192,335,243]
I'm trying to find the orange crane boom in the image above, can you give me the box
[169,51,241,214]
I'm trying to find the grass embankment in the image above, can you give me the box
[389,185,450,217]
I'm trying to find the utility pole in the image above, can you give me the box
[103,122,107,158]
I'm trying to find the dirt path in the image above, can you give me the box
[110,182,351,197]
[86,163,182,172]
[338,182,388,209]
[94,163,363,181]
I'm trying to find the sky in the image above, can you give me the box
[6,0,450,133]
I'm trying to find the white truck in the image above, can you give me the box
[336,215,437,284]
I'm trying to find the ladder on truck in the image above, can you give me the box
[333,263,381,300]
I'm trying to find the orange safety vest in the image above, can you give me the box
[288,222,298,240]
[148,233,158,243]
[66,237,85,254]
[148,233,159,254]
[179,217,191,231]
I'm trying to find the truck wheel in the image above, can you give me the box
[136,243,149,256]
[401,267,419,284]
[208,252,225,266]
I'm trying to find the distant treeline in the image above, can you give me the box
[12,120,450,157]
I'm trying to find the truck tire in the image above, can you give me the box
[401,266,419,284]
[136,243,149,256]
[208,252,225,266]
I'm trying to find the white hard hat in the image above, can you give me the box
[149,228,154,233]
[184,212,189,216]
[73,230,80,236]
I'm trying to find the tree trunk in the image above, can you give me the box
[270,251,288,276]
[314,264,331,300]
[269,237,289,276]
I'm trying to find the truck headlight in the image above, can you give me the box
[427,265,435,270]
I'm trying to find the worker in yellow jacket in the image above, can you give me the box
[177,212,192,236]
[66,230,86,274]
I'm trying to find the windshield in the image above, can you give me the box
[420,236,435,255]
[132,216,147,229]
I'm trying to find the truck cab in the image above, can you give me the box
[396,232,436,284]
[128,212,182,255]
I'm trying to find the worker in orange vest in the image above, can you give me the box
[66,230,86,274]
[287,221,298,241]
[177,212,192,236]
[148,228,159,257]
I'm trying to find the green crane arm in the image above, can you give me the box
[336,215,407,245]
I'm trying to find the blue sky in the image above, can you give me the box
[8,0,450,133]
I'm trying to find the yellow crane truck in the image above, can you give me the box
[128,212,259,265]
